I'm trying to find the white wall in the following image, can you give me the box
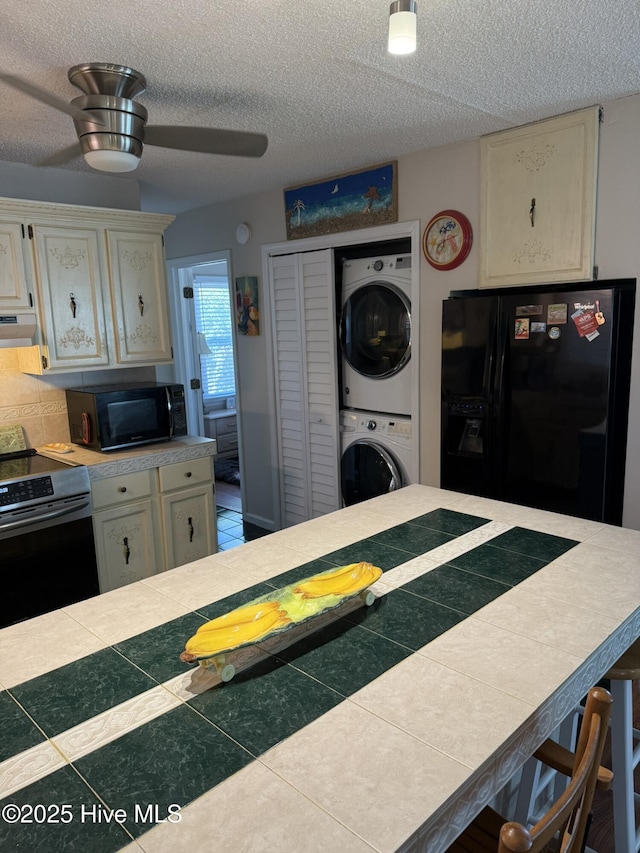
[592,96,640,528]
[163,190,287,530]
[164,93,640,531]
[0,161,140,209]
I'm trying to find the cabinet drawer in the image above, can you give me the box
[217,433,238,454]
[91,470,153,510]
[216,415,237,436]
[158,456,213,493]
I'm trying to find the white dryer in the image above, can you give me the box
[340,253,413,416]
[340,410,413,506]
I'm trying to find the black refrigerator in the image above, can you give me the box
[441,280,636,525]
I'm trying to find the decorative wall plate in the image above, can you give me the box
[235,222,252,244]
[422,210,473,270]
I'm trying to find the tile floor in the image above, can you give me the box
[215,480,270,550]
[216,506,245,550]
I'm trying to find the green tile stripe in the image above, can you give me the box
[0,511,578,850]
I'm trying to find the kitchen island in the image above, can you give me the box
[1,484,639,852]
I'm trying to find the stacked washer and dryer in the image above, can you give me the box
[338,253,415,506]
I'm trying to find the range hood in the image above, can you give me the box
[0,313,37,347]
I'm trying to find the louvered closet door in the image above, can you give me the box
[268,249,340,527]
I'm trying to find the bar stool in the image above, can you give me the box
[607,638,640,853]
[514,637,640,853]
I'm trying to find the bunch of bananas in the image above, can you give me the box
[180,600,291,662]
[294,561,382,599]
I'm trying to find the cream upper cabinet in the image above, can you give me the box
[480,107,600,288]
[0,221,31,311]
[106,230,173,364]
[31,224,110,370]
[0,197,175,373]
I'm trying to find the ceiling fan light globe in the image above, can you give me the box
[84,148,140,172]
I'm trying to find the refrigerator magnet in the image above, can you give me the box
[515,318,530,339]
[571,308,600,341]
[515,304,543,316]
[547,303,568,324]
[548,326,561,340]
[531,321,546,333]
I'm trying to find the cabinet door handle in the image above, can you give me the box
[118,486,127,493]
[188,517,194,542]
[70,293,77,318]
[185,471,192,478]
[123,536,130,565]
[529,198,536,227]
[138,293,144,316]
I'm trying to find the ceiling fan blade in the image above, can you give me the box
[144,125,268,158]
[38,142,83,167]
[0,71,103,125]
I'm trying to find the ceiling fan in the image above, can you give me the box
[0,62,269,173]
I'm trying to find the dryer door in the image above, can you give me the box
[341,440,404,506]
[340,283,411,379]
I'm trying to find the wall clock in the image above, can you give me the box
[422,210,473,270]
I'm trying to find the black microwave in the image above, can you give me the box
[65,383,188,451]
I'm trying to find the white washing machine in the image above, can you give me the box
[340,410,413,506]
[340,253,413,416]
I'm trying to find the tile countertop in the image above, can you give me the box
[36,435,216,480]
[1,484,640,853]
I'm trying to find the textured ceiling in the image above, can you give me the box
[0,0,639,214]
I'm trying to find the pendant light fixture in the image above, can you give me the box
[388,0,417,55]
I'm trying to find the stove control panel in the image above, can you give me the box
[0,476,54,507]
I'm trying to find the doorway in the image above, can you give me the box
[166,252,244,542]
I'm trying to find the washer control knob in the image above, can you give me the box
[366,420,377,431]
[373,259,384,272]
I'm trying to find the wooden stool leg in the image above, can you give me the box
[609,678,640,853]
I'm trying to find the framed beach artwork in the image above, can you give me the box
[235,276,259,336]
[284,161,397,240]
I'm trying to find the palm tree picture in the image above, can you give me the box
[284,161,397,240]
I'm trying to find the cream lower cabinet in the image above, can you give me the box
[158,457,218,570]
[91,457,218,593]
[91,470,160,593]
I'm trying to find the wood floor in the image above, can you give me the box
[214,478,242,512]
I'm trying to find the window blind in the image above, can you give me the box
[192,275,236,400]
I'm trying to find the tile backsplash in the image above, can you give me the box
[0,348,157,448]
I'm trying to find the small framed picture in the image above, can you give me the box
[235,276,259,336]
